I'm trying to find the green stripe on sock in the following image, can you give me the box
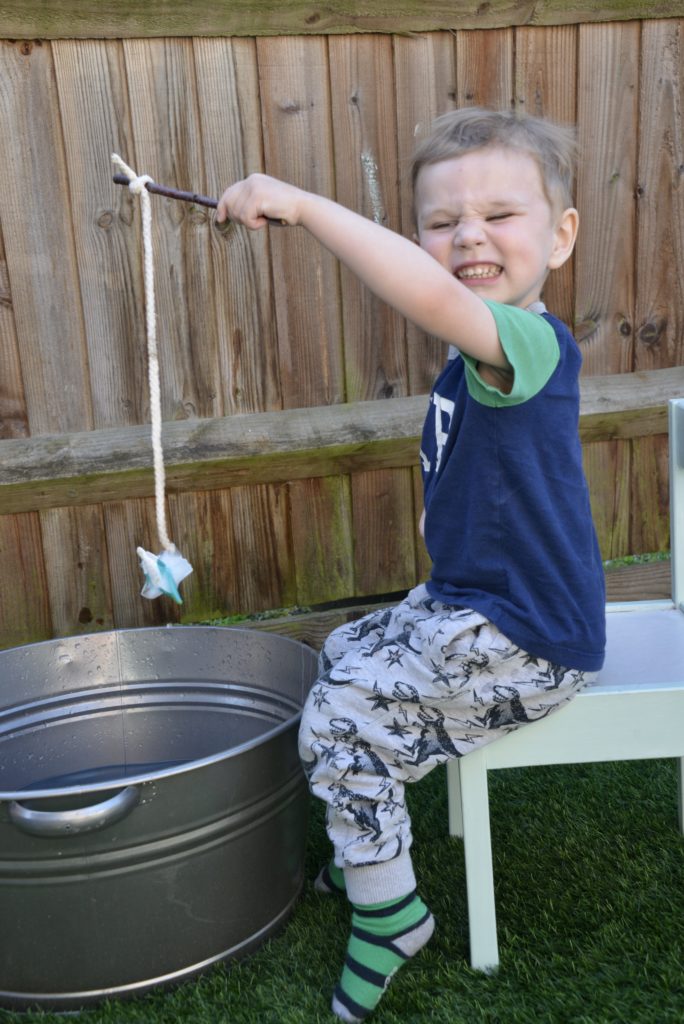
[328,861,345,892]
[352,893,429,937]
[332,892,433,1020]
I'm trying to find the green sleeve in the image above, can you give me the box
[460,300,560,407]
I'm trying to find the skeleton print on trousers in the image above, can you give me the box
[298,584,595,868]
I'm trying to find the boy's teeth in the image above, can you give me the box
[457,265,500,279]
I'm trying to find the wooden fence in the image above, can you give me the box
[1,4,683,648]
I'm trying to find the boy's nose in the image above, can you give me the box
[453,218,485,247]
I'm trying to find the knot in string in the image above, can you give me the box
[127,173,154,197]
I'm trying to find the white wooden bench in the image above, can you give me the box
[446,397,684,973]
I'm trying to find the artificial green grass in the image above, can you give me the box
[2,759,682,1024]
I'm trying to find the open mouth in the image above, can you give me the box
[455,264,502,281]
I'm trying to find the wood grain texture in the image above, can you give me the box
[4,1,679,40]
[575,22,640,558]
[0,222,27,439]
[630,20,684,555]
[0,513,52,648]
[257,36,354,606]
[329,33,407,404]
[39,505,114,636]
[328,34,416,596]
[393,31,457,395]
[257,34,344,409]
[0,40,93,435]
[575,22,639,372]
[635,20,684,374]
[455,28,514,109]
[351,467,417,596]
[193,38,292,615]
[193,36,283,416]
[514,25,578,326]
[53,40,148,430]
[288,476,355,605]
[122,38,220,423]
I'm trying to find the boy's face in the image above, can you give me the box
[414,147,577,309]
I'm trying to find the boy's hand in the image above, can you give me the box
[216,173,304,229]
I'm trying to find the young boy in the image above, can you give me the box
[217,108,606,1022]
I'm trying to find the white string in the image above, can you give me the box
[111,153,174,554]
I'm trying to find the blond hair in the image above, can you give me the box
[411,107,577,213]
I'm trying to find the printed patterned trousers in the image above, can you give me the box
[299,584,595,872]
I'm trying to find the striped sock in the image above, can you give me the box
[331,891,435,1022]
[314,861,346,895]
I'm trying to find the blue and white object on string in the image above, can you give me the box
[137,547,193,605]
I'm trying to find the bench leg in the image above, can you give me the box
[447,758,463,837]
[459,750,499,973]
[678,757,684,835]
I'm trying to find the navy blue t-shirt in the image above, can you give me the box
[420,302,606,672]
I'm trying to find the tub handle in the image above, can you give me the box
[7,785,140,838]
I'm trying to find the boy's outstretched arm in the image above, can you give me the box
[216,174,506,370]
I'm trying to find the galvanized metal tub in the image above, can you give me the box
[0,626,319,1011]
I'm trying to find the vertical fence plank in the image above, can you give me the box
[514,25,578,327]
[288,476,354,605]
[169,484,296,619]
[194,36,282,416]
[393,31,457,396]
[329,34,407,403]
[393,32,457,577]
[194,37,293,614]
[226,483,297,612]
[54,40,148,430]
[575,22,639,558]
[122,38,220,423]
[328,34,416,596]
[632,18,684,553]
[350,468,417,597]
[0,513,52,648]
[455,28,514,109]
[40,506,114,636]
[635,20,684,373]
[0,223,28,439]
[0,40,93,435]
[576,23,638,375]
[258,35,353,604]
[256,35,344,409]
[0,41,113,638]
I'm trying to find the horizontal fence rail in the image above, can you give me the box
[1,368,681,515]
[2,1,683,39]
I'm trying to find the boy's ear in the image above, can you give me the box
[548,207,579,270]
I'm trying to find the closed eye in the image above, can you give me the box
[487,212,512,222]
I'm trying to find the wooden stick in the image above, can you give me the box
[112,173,286,225]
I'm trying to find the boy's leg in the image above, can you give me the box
[311,603,397,898]
[300,587,593,1019]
